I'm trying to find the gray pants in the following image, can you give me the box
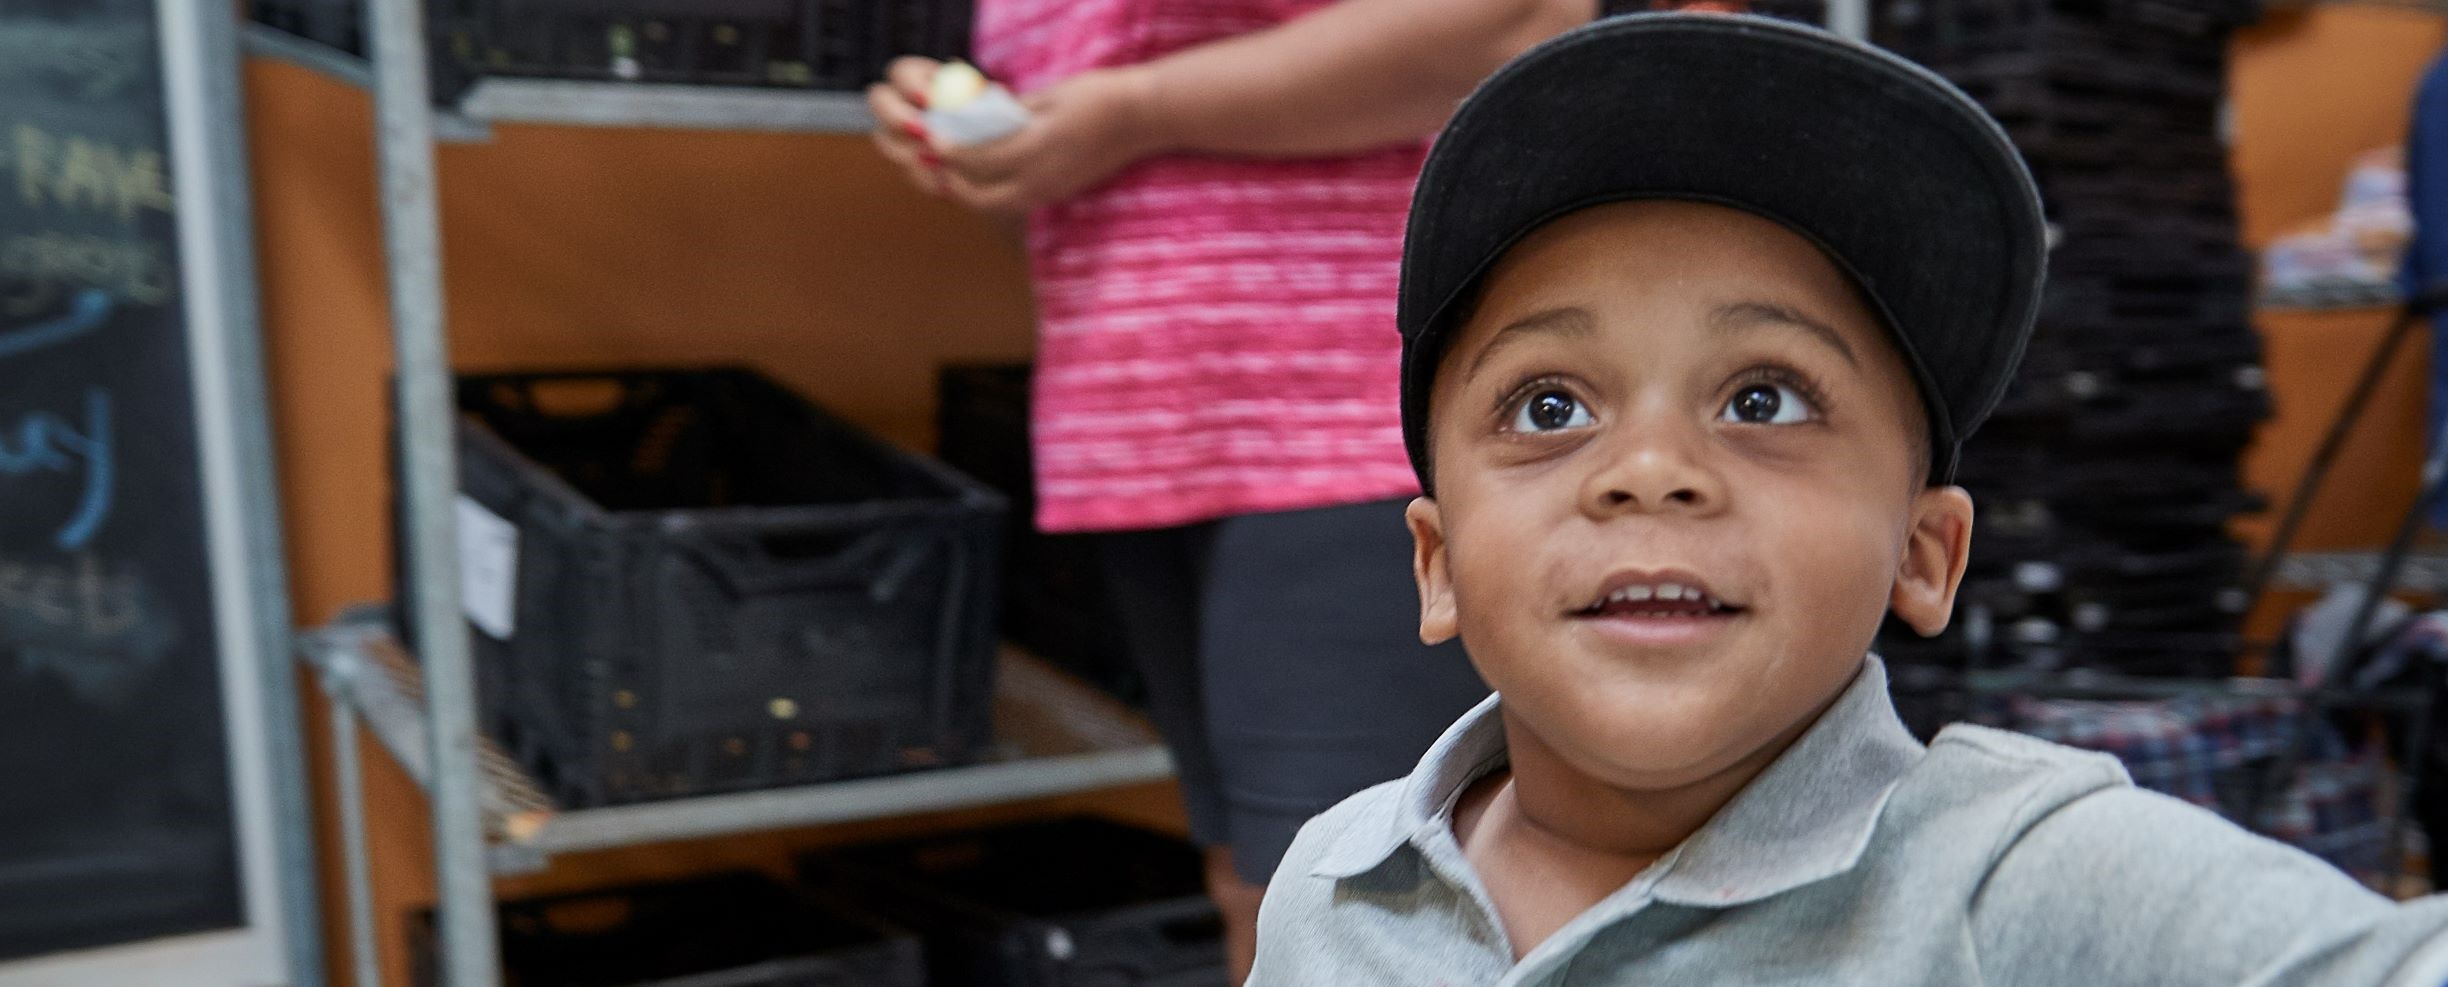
[1096,498,1490,884]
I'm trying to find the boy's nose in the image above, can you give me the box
[1580,422,1726,518]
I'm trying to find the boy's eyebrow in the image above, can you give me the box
[1710,301,1859,367]
[1463,306,1596,383]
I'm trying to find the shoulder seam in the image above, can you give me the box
[1934,724,2125,773]
[1970,775,2128,905]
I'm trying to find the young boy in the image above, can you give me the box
[1248,13,2448,986]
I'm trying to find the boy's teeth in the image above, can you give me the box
[1593,582,1731,612]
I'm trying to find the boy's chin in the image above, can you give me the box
[1525,687,1799,789]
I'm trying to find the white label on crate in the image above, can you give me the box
[456,495,519,640]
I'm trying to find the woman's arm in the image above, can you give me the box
[866,0,1593,217]
[1130,0,1595,158]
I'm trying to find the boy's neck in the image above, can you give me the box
[1452,675,1864,959]
[1489,695,1833,861]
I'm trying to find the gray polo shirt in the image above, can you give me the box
[1250,657,2448,986]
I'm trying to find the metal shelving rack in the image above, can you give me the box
[2271,549,2448,594]
[245,8,1175,986]
[2258,282,2408,312]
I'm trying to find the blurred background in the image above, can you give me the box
[7,0,2448,984]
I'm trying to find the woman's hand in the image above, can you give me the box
[869,0,1585,214]
[867,57,1162,221]
[866,56,950,197]
[931,67,1161,221]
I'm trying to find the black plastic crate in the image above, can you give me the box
[2025,327,2264,369]
[1971,391,2264,457]
[2037,290,2251,335]
[1880,0,2255,60]
[1946,578,2230,623]
[2045,221,2243,277]
[2034,142,2234,188]
[936,364,1141,705]
[1945,49,2227,108]
[1983,372,2255,429]
[2017,333,2264,379]
[2038,268,2251,324]
[874,0,975,80]
[1958,483,2259,539]
[411,872,925,987]
[405,367,1005,808]
[2045,481,2263,526]
[1983,353,2262,424]
[1884,659,1977,739]
[2045,170,2238,214]
[427,0,968,103]
[2075,636,2247,677]
[800,818,1228,987]
[251,0,365,55]
[2074,492,2266,533]
[2006,122,2231,171]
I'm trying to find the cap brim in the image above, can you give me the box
[1400,13,2046,487]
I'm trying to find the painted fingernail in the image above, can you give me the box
[919,151,941,169]
[902,121,928,141]
[910,91,929,109]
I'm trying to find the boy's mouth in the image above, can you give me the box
[1569,569,1746,620]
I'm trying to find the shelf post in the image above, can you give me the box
[363,0,500,983]
[326,667,381,987]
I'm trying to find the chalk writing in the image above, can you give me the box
[0,22,146,100]
[0,288,109,359]
[0,552,145,641]
[0,388,114,550]
[11,123,174,220]
[0,231,170,310]
[0,551,171,710]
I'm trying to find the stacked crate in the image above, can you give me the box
[251,1,975,104]
[1877,0,2266,676]
[801,818,1232,987]
[400,368,1007,809]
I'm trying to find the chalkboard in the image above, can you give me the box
[0,1,307,983]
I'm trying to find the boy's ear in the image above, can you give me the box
[1891,485,1974,637]
[1406,496,1460,645]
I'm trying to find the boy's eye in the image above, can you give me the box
[1720,383,1815,425]
[1509,389,1595,433]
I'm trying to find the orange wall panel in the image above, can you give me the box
[2227,8,2446,639]
[2229,6,2448,250]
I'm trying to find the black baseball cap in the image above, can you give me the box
[1399,12,2046,489]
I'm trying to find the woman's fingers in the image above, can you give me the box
[871,55,1044,210]
[886,56,943,105]
[935,129,1030,184]
[867,80,943,192]
[866,82,928,140]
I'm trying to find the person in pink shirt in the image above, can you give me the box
[869,1,1589,978]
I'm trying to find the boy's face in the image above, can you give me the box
[1407,200,1973,791]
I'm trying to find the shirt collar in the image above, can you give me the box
[1310,655,1926,908]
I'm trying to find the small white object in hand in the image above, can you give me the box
[922,60,1030,146]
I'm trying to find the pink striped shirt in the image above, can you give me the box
[974,0,1428,533]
